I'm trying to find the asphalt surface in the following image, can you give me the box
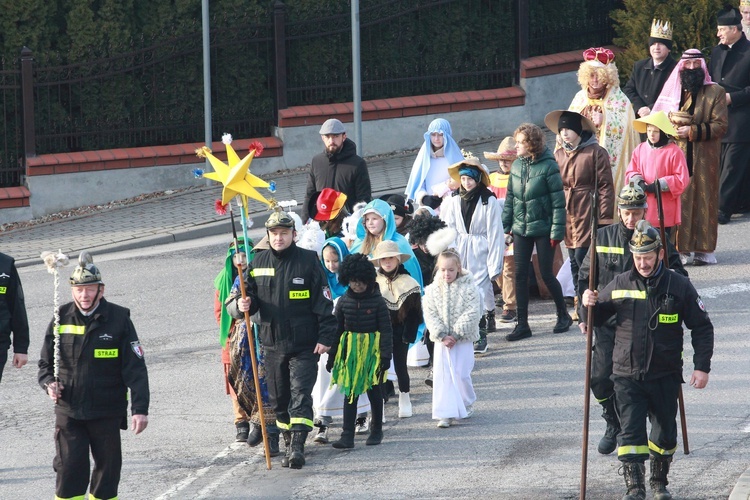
[2,135,750,499]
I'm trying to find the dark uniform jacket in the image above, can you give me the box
[501,147,566,240]
[302,138,372,220]
[578,222,687,304]
[623,56,677,111]
[590,265,713,380]
[38,299,150,421]
[228,243,337,353]
[710,33,750,143]
[328,283,393,370]
[0,252,29,353]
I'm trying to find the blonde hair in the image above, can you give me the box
[577,61,620,90]
[361,214,385,256]
[437,248,463,274]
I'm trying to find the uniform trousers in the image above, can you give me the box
[590,324,615,403]
[264,348,318,432]
[0,348,7,383]
[53,413,122,500]
[613,374,680,463]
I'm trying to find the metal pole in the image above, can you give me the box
[351,0,363,155]
[202,0,212,174]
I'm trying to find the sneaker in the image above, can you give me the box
[473,334,488,354]
[437,418,452,428]
[464,404,474,418]
[680,252,693,266]
[553,313,573,334]
[355,417,369,435]
[313,426,329,444]
[235,422,250,442]
[425,368,433,388]
[506,323,532,341]
[485,311,496,332]
[500,309,516,323]
[495,295,505,307]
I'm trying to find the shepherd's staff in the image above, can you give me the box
[580,187,598,500]
[40,250,69,403]
[654,180,690,454]
[229,204,272,470]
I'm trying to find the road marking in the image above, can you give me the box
[698,283,750,299]
[743,423,750,433]
[153,446,236,500]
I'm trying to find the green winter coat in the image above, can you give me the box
[501,147,565,240]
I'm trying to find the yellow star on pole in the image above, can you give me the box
[199,142,271,206]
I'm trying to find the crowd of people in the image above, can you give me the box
[6,5,750,500]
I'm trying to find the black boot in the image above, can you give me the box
[366,387,384,445]
[553,310,573,333]
[506,321,532,341]
[288,431,307,469]
[649,455,673,500]
[332,430,355,449]
[598,399,621,455]
[235,422,250,442]
[485,310,496,332]
[246,423,263,447]
[366,425,383,445]
[620,462,646,500]
[280,431,292,467]
[267,431,280,457]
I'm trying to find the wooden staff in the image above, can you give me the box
[654,180,689,454]
[230,206,272,469]
[580,187,598,500]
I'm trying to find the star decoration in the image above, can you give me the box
[199,143,271,206]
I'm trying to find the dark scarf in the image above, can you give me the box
[459,182,485,231]
[647,134,669,149]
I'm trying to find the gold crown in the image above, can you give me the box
[650,19,673,40]
[741,0,750,8]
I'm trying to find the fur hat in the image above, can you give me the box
[407,214,447,246]
[338,253,377,286]
[425,227,458,257]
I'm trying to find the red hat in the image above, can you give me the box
[582,47,615,67]
[309,188,348,221]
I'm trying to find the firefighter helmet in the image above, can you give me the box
[618,181,648,210]
[69,251,103,285]
[629,220,661,254]
[264,210,295,230]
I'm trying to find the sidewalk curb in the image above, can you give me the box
[729,468,750,500]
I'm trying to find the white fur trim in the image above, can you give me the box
[426,227,457,256]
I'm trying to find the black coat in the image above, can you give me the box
[303,138,372,220]
[623,56,677,111]
[592,266,713,380]
[710,33,750,143]
[38,299,150,420]
[330,284,393,366]
[0,252,29,353]
[227,243,337,353]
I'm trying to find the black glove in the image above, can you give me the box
[643,181,657,194]
[378,358,391,380]
[325,357,334,373]
[421,195,442,210]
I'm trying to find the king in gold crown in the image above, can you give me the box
[741,0,750,8]
[650,19,673,41]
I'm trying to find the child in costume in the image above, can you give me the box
[379,193,414,237]
[405,118,465,210]
[311,238,371,443]
[484,137,518,324]
[439,155,503,354]
[371,240,423,418]
[328,254,393,448]
[213,238,251,442]
[422,247,482,428]
[307,188,350,239]
[625,111,689,237]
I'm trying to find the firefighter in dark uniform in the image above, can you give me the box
[227,210,337,469]
[577,182,687,455]
[38,251,150,500]
[582,221,713,500]
[0,251,30,383]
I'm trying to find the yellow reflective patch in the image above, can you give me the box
[0,286,6,294]
[659,314,679,324]
[289,290,310,299]
[59,324,86,335]
[290,416,315,428]
[648,440,677,456]
[94,349,119,358]
[618,444,650,456]
[612,290,647,299]
[251,268,275,277]
[276,420,291,430]
[596,246,625,255]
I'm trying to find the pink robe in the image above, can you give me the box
[625,142,689,228]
